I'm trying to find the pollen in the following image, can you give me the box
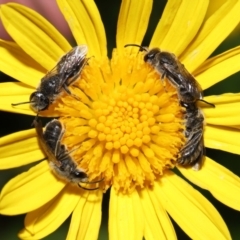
[56,49,185,193]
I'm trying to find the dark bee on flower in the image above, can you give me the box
[124,44,214,106]
[177,101,205,170]
[12,45,88,115]
[125,44,215,170]
[34,119,100,189]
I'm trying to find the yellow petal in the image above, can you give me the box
[140,188,177,240]
[155,172,231,240]
[0,128,44,169]
[0,161,65,215]
[0,82,34,95]
[150,0,209,56]
[181,0,240,72]
[18,184,80,239]
[203,102,240,117]
[0,82,35,116]
[0,82,60,117]
[66,190,89,240]
[202,103,240,126]
[67,190,102,240]
[117,0,153,52]
[0,148,43,170]
[195,46,240,90]
[179,157,240,211]
[109,187,144,240]
[57,0,107,58]
[0,3,71,70]
[206,116,240,126]
[1,96,34,115]
[203,102,240,126]
[0,40,45,87]
[204,93,240,104]
[0,127,34,146]
[204,125,240,155]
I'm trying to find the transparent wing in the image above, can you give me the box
[33,120,61,167]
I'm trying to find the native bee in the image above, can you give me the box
[34,119,99,189]
[177,101,205,170]
[125,44,215,170]
[12,45,88,115]
[124,44,214,106]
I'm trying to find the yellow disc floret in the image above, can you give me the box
[56,49,185,193]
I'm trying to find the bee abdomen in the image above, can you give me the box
[177,133,204,167]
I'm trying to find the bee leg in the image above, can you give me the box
[78,175,104,190]
[160,71,168,92]
[66,71,81,85]
[84,177,104,184]
[78,184,99,190]
[31,112,39,126]
[62,84,80,101]
[62,83,72,95]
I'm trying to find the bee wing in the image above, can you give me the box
[58,46,87,72]
[179,64,203,92]
[33,120,61,167]
[60,46,88,82]
[166,60,203,94]
[41,64,59,81]
[40,46,88,94]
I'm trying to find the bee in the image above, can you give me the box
[12,45,88,115]
[177,101,205,170]
[125,44,215,170]
[34,119,99,189]
[124,44,214,107]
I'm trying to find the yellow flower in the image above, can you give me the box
[1,0,240,239]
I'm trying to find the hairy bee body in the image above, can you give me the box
[178,102,205,170]
[143,48,203,103]
[140,47,212,170]
[31,45,88,112]
[12,45,88,115]
[34,119,89,184]
[124,44,214,170]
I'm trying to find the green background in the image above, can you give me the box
[0,0,240,239]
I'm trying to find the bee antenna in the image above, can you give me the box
[68,147,80,155]
[11,101,31,106]
[124,44,148,52]
[77,184,99,190]
[199,99,215,108]
[82,177,104,184]
[77,175,104,190]
[32,113,39,126]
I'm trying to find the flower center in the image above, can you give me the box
[56,49,185,193]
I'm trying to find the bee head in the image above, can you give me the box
[71,169,88,183]
[143,48,161,63]
[30,91,50,111]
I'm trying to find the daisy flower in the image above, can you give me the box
[1,0,240,239]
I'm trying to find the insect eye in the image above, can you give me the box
[30,92,50,111]
[73,170,88,179]
[59,165,65,171]
[144,52,155,62]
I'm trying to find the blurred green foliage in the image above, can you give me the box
[1,0,240,239]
